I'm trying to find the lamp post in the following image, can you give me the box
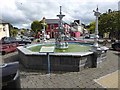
[93,7,101,48]
[42,17,46,42]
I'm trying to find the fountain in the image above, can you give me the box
[55,6,68,49]
[17,7,108,72]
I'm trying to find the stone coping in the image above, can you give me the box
[17,43,108,57]
[17,46,93,57]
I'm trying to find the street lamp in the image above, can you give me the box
[41,17,47,42]
[93,7,101,47]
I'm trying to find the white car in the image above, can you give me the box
[85,34,99,39]
[46,35,50,40]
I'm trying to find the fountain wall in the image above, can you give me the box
[17,46,108,72]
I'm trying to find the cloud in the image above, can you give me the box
[0,0,119,29]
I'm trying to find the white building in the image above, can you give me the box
[0,19,10,39]
[71,20,84,34]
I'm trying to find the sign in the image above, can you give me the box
[40,46,55,53]
[39,46,55,75]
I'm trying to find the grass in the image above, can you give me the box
[28,43,91,53]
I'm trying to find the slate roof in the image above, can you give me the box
[45,19,59,24]
[45,19,66,24]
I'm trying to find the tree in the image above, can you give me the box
[31,20,41,34]
[31,18,48,37]
[20,29,25,35]
[88,10,120,39]
[9,24,18,37]
[99,11,120,39]
[87,21,95,34]
[10,29,18,37]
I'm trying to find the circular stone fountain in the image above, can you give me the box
[17,41,108,72]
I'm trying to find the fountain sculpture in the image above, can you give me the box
[55,6,69,49]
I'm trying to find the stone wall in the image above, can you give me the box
[18,47,94,71]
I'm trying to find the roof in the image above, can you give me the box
[45,19,67,24]
[45,19,60,24]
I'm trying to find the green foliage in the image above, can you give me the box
[20,29,25,35]
[99,11,120,39]
[31,19,48,35]
[10,29,18,37]
[87,21,95,34]
[88,10,120,39]
[9,24,18,37]
[31,20,41,33]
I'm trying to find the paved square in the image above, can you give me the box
[94,70,118,88]
[19,50,119,88]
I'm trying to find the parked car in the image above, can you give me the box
[0,62,21,89]
[64,36,86,43]
[1,37,17,44]
[84,34,90,39]
[0,43,18,55]
[28,36,35,41]
[111,41,120,51]
[84,34,100,39]
[16,39,31,46]
[0,38,18,55]
[1,37,31,46]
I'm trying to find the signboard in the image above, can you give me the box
[39,46,55,75]
[40,46,55,53]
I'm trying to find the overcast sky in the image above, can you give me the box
[0,0,119,29]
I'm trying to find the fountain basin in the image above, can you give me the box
[28,42,92,53]
[17,42,108,71]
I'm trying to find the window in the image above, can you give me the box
[50,24,54,29]
[3,25,6,31]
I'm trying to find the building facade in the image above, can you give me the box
[0,20,10,39]
[70,20,84,38]
[46,19,70,38]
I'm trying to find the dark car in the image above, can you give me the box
[0,62,21,89]
[1,37,31,46]
[64,36,86,43]
[111,41,120,51]
[84,34,100,39]
[1,37,17,44]
[28,36,35,41]
[15,36,31,45]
